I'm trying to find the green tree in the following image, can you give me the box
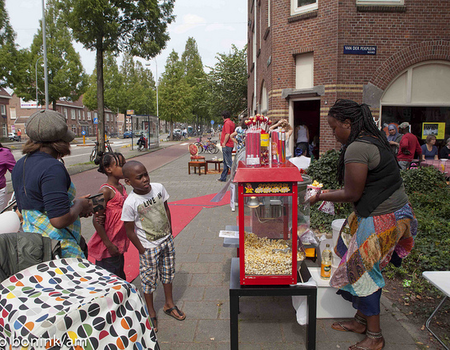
[119,54,155,116]
[84,53,123,113]
[159,50,191,139]
[0,0,28,89]
[59,0,174,151]
[206,44,247,120]
[15,0,87,110]
[181,37,207,133]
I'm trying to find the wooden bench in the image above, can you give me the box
[188,161,207,175]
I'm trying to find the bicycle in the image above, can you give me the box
[196,137,219,154]
[90,140,113,162]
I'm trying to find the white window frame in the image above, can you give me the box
[63,108,68,119]
[77,110,81,120]
[0,105,6,115]
[106,114,110,122]
[71,109,76,120]
[357,0,403,4]
[87,112,91,120]
[10,107,16,119]
[82,111,85,120]
[291,0,318,16]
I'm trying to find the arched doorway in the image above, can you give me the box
[381,61,450,148]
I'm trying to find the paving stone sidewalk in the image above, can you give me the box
[122,151,422,349]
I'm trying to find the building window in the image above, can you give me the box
[72,125,77,134]
[94,112,98,120]
[87,112,91,120]
[357,0,403,4]
[82,111,85,120]
[295,52,314,89]
[0,105,6,116]
[10,108,16,119]
[71,109,76,120]
[106,114,110,122]
[260,82,268,115]
[268,0,271,27]
[291,0,317,15]
[77,110,81,120]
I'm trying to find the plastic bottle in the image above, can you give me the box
[321,244,332,280]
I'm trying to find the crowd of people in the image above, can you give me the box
[6,109,185,334]
[1,102,447,348]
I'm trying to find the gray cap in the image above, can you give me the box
[398,122,410,129]
[26,110,75,143]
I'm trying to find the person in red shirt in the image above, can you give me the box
[17,129,22,142]
[397,122,422,170]
[218,111,235,182]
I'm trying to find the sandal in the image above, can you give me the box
[163,306,186,321]
[150,317,158,333]
[332,314,367,334]
[349,330,385,350]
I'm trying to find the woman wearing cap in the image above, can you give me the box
[12,110,93,258]
[310,100,417,350]
[421,135,438,161]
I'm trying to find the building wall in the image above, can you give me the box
[248,0,450,154]
[7,95,119,139]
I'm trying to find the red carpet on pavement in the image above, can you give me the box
[88,192,231,282]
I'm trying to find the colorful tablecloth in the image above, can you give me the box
[0,258,158,350]
[420,159,450,176]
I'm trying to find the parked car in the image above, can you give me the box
[8,132,19,142]
[123,131,133,138]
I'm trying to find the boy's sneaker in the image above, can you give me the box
[217,178,226,182]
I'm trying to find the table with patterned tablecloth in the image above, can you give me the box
[0,258,158,350]
[420,159,450,176]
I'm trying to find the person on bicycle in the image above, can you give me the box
[137,134,146,149]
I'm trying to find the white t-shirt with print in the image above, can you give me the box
[121,183,171,248]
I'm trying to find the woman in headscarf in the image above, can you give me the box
[386,124,402,155]
[310,100,417,350]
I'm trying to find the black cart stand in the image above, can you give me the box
[229,258,317,350]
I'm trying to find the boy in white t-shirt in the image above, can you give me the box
[121,160,186,332]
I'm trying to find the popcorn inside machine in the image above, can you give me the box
[234,161,305,285]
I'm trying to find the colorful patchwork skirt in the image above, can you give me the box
[330,203,417,298]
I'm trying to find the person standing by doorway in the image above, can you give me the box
[217,111,235,182]
[397,122,422,170]
[17,129,22,142]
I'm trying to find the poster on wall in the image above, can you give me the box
[422,122,446,139]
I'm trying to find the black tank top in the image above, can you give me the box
[353,135,403,217]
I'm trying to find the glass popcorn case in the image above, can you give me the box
[234,161,305,285]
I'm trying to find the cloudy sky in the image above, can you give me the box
[5,0,247,78]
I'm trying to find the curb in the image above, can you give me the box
[380,294,423,345]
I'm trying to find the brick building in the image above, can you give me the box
[0,89,12,137]
[7,94,118,139]
[248,0,450,154]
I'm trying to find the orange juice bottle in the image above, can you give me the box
[321,244,332,280]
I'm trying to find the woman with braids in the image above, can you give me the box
[87,151,129,279]
[310,99,417,350]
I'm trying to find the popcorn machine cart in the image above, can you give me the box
[234,161,304,285]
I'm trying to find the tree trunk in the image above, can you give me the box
[96,37,105,152]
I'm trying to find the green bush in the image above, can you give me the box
[306,149,352,232]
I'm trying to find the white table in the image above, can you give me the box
[422,271,450,350]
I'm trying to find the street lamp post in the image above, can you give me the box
[35,57,42,109]
[42,0,49,110]
[146,60,159,143]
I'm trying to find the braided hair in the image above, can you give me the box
[328,99,392,184]
[95,151,125,174]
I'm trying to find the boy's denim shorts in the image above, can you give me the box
[139,235,175,294]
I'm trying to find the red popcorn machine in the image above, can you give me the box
[234,161,305,285]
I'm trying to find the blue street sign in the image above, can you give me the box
[211,120,215,125]
[93,117,98,124]
[81,130,86,136]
